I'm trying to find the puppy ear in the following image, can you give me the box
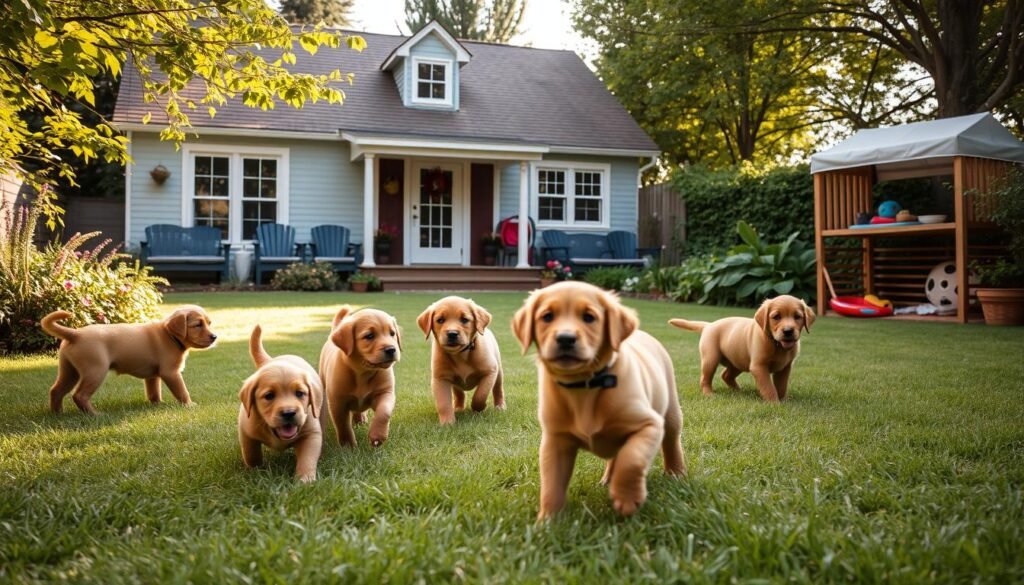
[330,316,355,355]
[416,305,434,339]
[305,374,323,419]
[249,324,271,368]
[238,375,259,419]
[601,291,638,351]
[470,300,492,335]
[164,310,189,345]
[802,300,816,333]
[332,305,353,328]
[510,294,536,354]
[754,298,772,337]
[393,319,403,351]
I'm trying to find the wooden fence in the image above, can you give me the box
[638,182,686,265]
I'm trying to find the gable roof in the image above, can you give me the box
[380,20,471,71]
[810,113,1024,174]
[113,30,659,155]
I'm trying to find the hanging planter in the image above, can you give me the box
[150,164,170,185]
[425,167,449,197]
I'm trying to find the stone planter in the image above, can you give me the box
[976,288,1024,325]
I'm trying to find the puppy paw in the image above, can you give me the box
[183,401,198,408]
[353,412,368,425]
[296,472,317,483]
[494,401,507,411]
[438,415,456,425]
[610,483,647,517]
[368,431,388,447]
[612,497,642,517]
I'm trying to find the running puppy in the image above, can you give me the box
[512,281,685,520]
[319,306,401,447]
[41,305,217,414]
[417,296,504,424]
[669,294,814,402]
[238,325,324,482]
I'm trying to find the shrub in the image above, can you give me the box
[972,168,1024,287]
[667,255,716,303]
[0,200,167,353]
[673,163,814,255]
[270,262,339,291]
[701,221,816,307]
[582,266,639,290]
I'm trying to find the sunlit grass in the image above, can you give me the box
[1,291,1022,583]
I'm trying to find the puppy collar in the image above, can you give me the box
[165,330,185,351]
[458,336,477,353]
[557,359,618,390]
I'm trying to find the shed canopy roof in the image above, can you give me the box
[810,113,1024,176]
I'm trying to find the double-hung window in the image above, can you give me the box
[412,57,452,106]
[533,162,611,229]
[183,145,289,243]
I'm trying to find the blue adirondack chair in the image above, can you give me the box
[538,229,571,265]
[309,224,362,273]
[253,223,304,284]
[140,224,230,281]
[607,230,646,267]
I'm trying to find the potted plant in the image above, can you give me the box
[481,232,501,265]
[374,223,398,264]
[540,259,573,287]
[348,272,381,293]
[972,168,1024,325]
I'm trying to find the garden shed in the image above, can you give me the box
[810,113,1024,323]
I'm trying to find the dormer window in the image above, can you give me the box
[412,57,452,106]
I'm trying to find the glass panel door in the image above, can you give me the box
[410,163,462,264]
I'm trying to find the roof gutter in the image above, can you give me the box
[115,123,342,142]
[637,154,658,187]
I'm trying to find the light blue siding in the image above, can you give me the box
[404,33,459,110]
[127,133,365,251]
[498,155,639,236]
[392,65,406,103]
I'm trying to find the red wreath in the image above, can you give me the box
[425,167,449,196]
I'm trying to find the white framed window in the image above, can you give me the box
[181,144,289,244]
[532,161,611,229]
[411,56,453,107]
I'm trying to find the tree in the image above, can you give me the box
[405,0,527,43]
[279,0,354,26]
[0,0,365,225]
[796,1,1024,126]
[574,0,837,166]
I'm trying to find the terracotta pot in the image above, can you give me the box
[350,281,369,293]
[649,286,663,298]
[975,288,1024,325]
[540,277,555,288]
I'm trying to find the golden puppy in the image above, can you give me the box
[238,325,324,483]
[512,281,685,519]
[319,305,401,447]
[669,294,815,402]
[41,305,217,414]
[417,296,504,424]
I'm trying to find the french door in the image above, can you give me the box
[409,162,463,264]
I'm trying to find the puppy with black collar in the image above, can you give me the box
[417,296,504,424]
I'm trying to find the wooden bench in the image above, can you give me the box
[140,224,230,281]
[539,230,653,271]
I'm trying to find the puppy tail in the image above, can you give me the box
[249,324,272,368]
[40,311,77,341]
[332,305,353,328]
[668,318,707,333]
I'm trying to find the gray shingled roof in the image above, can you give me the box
[113,31,658,153]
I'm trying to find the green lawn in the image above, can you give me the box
[1,291,1023,583]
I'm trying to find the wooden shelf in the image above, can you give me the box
[822,222,955,237]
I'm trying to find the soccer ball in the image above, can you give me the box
[925,261,958,309]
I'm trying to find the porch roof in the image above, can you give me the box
[341,131,547,161]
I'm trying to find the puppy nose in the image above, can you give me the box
[281,409,297,420]
[556,332,577,349]
[446,331,459,340]
[209,334,218,341]
[782,327,795,337]
[384,346,397,357]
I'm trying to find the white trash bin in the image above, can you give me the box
[234,249,253,283]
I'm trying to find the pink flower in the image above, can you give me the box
[563,266,571,273]
[546,260,556,269]
[64,280,74,290]
[82,297,92,306]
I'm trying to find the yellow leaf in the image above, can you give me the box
[142,112,152,124]
[208,107,216,119]
[34,30,58,49]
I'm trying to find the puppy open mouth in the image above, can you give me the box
[551,354,587,367]
[273,424,299,440]
[776,339,797,350]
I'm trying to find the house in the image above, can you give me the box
[112,21,659,284]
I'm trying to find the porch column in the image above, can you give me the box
[361,153,376,268]
[516,161,529,268]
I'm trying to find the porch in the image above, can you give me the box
[348,132,543,271]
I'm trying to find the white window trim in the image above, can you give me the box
[181,143,290,245]
[531,160,611,230]
[410,56,453,107]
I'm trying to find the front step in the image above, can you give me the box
[365,266,543,292]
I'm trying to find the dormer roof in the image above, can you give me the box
[381,20,472,71]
